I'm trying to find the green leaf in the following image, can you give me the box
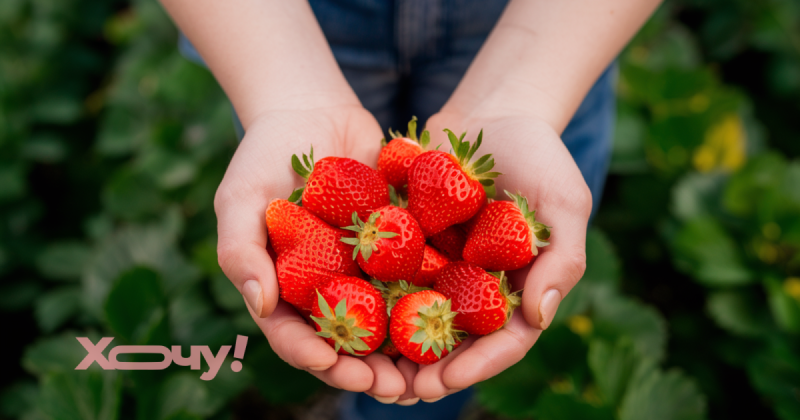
[317,291,332,319]
[533,392,615,420]
[706,289,770,337]
[592,294,668,363]
[588,338,640,407]
[136,149,198,189]
[619,361,707,420]
[36,241,90,281]
[287,187,304,203]
[671,172,726,221]
[23,333,99,376]
[22,134,68,163]
[169,285,234,347]
[36,369,122,420]
[84,223,201,319]
[747,341,800,420]
[102,169,164,219]
[409,330,427,343]
[764,277,800,333]
[671,217,753,286]
[104,267,166,344]
[334,298,347,319]
[209,272,245,311]
[35,286,81,333]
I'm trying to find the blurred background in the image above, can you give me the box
[1,0,799,419]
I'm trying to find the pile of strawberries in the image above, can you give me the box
[265,118,551,364]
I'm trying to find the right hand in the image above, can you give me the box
[215,105,411,401]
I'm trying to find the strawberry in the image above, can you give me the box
[370,279,429,314]
[428,224,468,261]
[265,199,361,312]
[379,338,401,360]
[406,129,499,236]
[433,262,520,335]
[266,198,323,255]
[340,206,425,282]
[412,245,450,287]
[378,116,430,191]
[290,146,390,228]
[389,290,463,364]
[463,191,551,271]
[311,276,387,356]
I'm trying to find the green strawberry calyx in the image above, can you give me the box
[341,211,399,261]
[388,185,408,209]
[370,279,430,315]
[310,290,373,356]
[385,116,431,149]
[409,298,463,358]
[288,145,315,203]
[505,190,551,255]
[444,128,500,197]
[489,271,522,325]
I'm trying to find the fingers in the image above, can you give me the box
[413,336,476,402]
[250,300,339,370]
[442,313,541,390]
[307,355,374,392]
[249,300,373,392]
[520,210,588,329]
[215,175,280,318]
[363,353,406,402]
[395,357,420,405]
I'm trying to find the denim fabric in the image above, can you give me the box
[179,1,615,418]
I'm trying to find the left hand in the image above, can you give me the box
[406,110,592,402]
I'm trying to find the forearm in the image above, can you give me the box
[159,0,359,129]
[443,0,662,134]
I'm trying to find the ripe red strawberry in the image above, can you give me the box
[379,338,401,360]
[428,224,468,261]
[310,276,387,356]
[412,245,450,287]
[266,200,361,312]
[370,279,429,314]
[406,129,499,236]
[389,290,463,364]
[463,191,551,271]
[378,116,429,191]
[341,206,425,282]
[433,262,520,335]
[266,198,323,255]
[290,147,390,228]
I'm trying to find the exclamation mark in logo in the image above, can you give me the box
[230,335,248,372]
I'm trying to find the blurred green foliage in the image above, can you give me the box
[0,0,798,419]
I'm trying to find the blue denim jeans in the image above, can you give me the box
[180,1,615,418]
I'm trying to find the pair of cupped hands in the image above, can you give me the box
[214,102,592,405]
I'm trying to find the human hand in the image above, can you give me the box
[214,106,408,399]
[402,111,592,402]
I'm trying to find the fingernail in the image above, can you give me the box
[308,366,329,371]
[538,289,562,330]
[421,396,443,403]
[374,395,399,404]
[242,280,264,317]
[395,397,420,406]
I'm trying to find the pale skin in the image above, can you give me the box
[160,0,662,405]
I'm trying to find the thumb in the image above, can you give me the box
[214,184,280,318]
[521,211,588,330]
